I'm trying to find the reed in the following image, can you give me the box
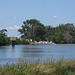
[0,58,75,75]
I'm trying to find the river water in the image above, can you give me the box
[0,44,75,65]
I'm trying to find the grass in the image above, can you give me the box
[0,58,75,75]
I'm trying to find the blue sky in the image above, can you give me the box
[0,0,75,37]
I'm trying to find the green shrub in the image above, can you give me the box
[21,38,29,44]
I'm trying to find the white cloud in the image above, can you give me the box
[13,17,17,19]
[53,16,57,18]
[6,25,20,30]
[14,25,20,29]
[7,27,15,29]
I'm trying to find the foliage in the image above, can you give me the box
[18,19,75,43]
[0,59,75,75]
[0,34,7,45]
[15,38,29,44]
[0,29,7,36]
[1,20,75,45]
[45,23,75,44]
[5,37,11,45]
[0,29,11,46]
[0,29,29,46]
[21,38,29,44]
[15,38,21,44]
[18,19,46,41]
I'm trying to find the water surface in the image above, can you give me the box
[0,44,75,65]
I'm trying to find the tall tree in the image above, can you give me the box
[18,19,46,41]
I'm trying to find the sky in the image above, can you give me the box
[0,0,75,37]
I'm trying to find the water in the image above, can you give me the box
[0,44,75,65]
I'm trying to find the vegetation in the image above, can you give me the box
[0,59,75,75]
[0,29,11,46]
[47,23,75,44]
[1,19,75,46]
[15,38,29,44]
[18,19,75,44]
[18,19,46,41]
[0,29,29,46]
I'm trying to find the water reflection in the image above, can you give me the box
[0,44,75,59]
[20,45,46,58]
[0,44,75,65]
[11,46,15,53]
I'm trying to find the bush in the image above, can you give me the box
[60,41,65,44]
[0,34,7,46]
[15,38,21,44]
[15,38,29,44]
[6,37,11,45]
[21,38,29,44]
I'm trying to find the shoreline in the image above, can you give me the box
[0,59,75,75]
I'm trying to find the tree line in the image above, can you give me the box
[0,29,29,46]
[18,19,75,44]
[0,19,75,46]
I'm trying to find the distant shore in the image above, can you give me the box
[31,41,56,45]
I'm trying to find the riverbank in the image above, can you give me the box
[0,59,75,75]
[31,41,56,45]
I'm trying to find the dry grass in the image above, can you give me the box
[0,59,75,75]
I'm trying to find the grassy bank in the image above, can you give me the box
[0,59,75,75]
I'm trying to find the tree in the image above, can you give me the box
[62,23,75,43]
[54,23,75,43]
[18,19,46,41]
[0,29,7,36]
[45,26,55,41]
[0,29,7,45]
[45,23,75,43]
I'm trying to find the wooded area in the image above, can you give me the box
[0,19,75,46]
[18,19,75,44]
